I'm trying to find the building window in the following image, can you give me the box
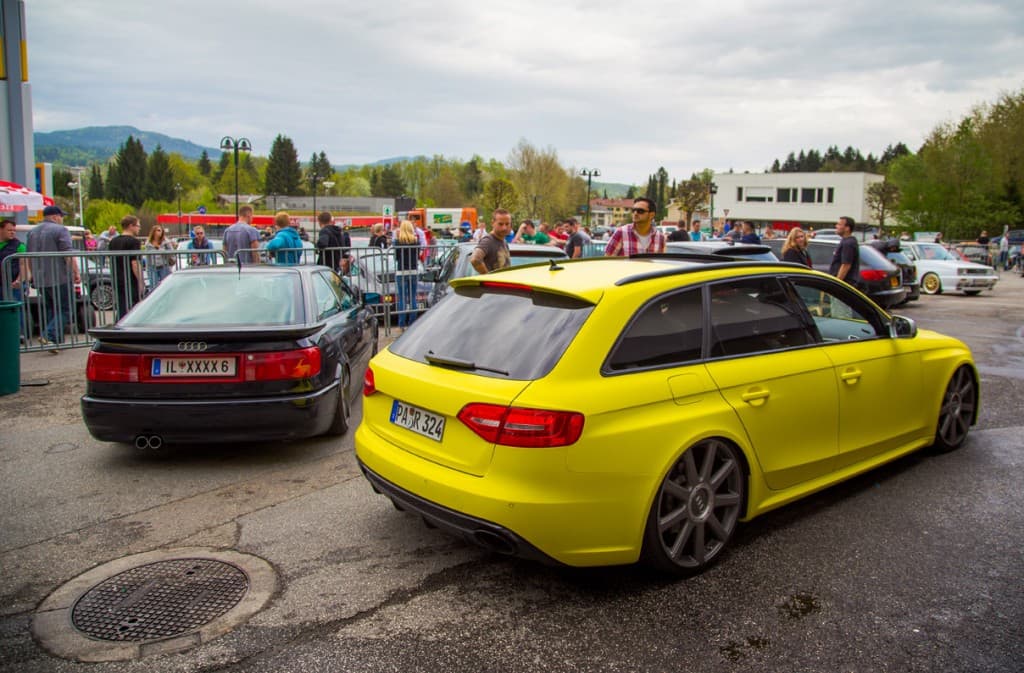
[737,187,743,201]
[744,187,773,203]
[801,188,816,203]
[827,187,834,203]
[777,188,795,203]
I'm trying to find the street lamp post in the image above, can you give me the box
[580,168,600,227]
[709,181,718,234]
[219,136,252,218]
[174,183,183,237]
[67,177,84,229]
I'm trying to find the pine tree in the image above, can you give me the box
[376,165,406,197]
[87,165,104,199]
[198,150,212,176]
[144,145,175,202]
[264,134,302,196]
[106,135,148,207]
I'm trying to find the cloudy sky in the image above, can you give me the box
[27,0,1024,184]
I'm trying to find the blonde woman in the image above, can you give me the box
[781,227,812,267]
[393,220,420,328]
[144,224,175,288]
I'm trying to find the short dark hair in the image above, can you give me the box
[120,215,139,230]
[838,216,855,232]
[633,197,657,213]
[493,208,510,218]
[317,211,333,225]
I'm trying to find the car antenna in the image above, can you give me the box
[236,255,242,277]
[548,259,564,271]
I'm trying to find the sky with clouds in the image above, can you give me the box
[26,0,1024,184]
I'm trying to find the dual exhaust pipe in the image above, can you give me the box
[133,434,164,451]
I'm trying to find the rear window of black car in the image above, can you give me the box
[390,284,594,380]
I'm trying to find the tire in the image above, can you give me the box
[920,272,942,295]
[641,439,745,576]
[326,370,351,436]
[930,366,976,453]
[963,290,982,296]
[89,281,114,311]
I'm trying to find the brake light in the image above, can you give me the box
[860,269,887,282]
[479,281,534,292]
[243,347,321,381]
[457,403,584,448]
[363,367,376,396]
[87,352,141,382]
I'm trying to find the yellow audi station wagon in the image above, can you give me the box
[355,256,978,575]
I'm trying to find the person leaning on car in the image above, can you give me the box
[828,216,860,286]
[470,209,512,273]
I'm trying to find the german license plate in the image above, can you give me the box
[390,399,446,442]
[151,357,236,377]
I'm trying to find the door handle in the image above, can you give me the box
[840,368,862,384]
[740,388,770,406]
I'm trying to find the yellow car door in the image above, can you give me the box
[703,277,839,490]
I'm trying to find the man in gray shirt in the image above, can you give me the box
[26,205,81,350]
[223,205,261,264]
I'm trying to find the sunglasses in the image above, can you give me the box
[632,208,650,214]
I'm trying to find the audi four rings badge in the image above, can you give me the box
[177,342,208,352]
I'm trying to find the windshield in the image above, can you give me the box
[915,243,958,261]
[120,271,304,327]
[390,285,593,380]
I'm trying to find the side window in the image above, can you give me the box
[790,278,884,341]
[708,277,815,357]
[325,271,355,310]
[312,272,342,320]
[607,288,703,371]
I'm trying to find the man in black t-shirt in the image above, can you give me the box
[564,218,590,259]
[109,215,144,319]
[828,216,860,286]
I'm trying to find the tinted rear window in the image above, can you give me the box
[390,285,593,380]
[120,271,304,327]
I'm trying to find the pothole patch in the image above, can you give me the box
[32,547,276,662]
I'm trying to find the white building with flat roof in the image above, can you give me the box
[710,172,884,228]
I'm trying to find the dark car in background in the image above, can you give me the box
[424,242,567,307]
[766,238,906,308]
[81,265,378,447]
[868,239,920,303]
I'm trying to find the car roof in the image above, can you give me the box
[450,256,811,304]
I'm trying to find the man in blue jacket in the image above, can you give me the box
[265,211,303,265]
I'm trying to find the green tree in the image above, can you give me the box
[507,139,576,222]
[198,150,212,176]
[144,145,176,202]
[106,135,147,207]
[866,179,901,231]
[335,172,372,197]
[422,166,466,207]
[212,152,230,185]
[87,165,104,200]
[265,134,302,196]
[374,165,406,197]
[52,168,75,198]
[83,199,134,235]
[481,178,519,215]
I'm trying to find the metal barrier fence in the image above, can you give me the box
[3,243,457,351]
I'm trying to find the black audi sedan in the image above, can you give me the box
[81,265,378,447]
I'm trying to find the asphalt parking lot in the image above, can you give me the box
[1,272,1022,672]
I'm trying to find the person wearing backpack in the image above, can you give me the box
[316,211,350,273]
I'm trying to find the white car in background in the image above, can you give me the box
[900,241,998,295]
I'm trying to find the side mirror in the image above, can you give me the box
[421,269,438,282]
[890,314,917,338]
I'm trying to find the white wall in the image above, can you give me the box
[711,172,884,226]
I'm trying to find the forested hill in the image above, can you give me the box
[34,126,220,164]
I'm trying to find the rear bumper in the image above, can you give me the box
[81,382,339,443]
[358,461,558,565]
[869,287,907,308]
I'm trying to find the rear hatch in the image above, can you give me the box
[364,282,595,476]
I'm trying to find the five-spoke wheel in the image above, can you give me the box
[932,366,976,452]
[643,439,745,575]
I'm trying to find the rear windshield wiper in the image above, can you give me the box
[425,350,509,376]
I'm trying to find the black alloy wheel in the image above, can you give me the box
[931,366,976,452]
[642,439,745,575]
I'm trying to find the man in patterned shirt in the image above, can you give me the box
[604,197,665,257]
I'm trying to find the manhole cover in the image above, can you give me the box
[71,558,249,641]
[34,548,276,662]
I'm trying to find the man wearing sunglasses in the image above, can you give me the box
[604,197,665,256]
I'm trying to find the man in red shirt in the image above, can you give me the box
[604,197,665,256]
